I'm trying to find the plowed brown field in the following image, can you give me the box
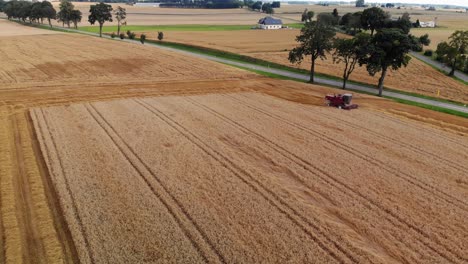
[146,30,468,103]
[1,19,468,263]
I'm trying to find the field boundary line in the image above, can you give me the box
[225,93,467,262]
[136,98,358,264]
[33,109,95,264]
[84,103,225,264]
[185,95,460,262]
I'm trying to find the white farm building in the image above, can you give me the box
[257,17,282,30]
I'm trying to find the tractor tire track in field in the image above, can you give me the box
[33,109,95,264]
[84,103,224,264]
[224,94,467,263]
[0,118,7,264]
[184,96,461,263]
[28,112,80,264]
[135,98,358,264]
[10,114,47,263]
[229,93,468,211]
[291,102,468,174]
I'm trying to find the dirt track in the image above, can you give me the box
[32,92,468,263]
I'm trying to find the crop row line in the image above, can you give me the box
[290,99,468,173]
[224,94,467,262]
[232,93,468,211]
[371,110,468,148]
[136,98,357,264]
[33,109,95,264]
[84,103,225,264]
[186,96,459,262]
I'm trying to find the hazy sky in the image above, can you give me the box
[315,0,468,7]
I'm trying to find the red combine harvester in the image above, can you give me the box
[325,93,358,110]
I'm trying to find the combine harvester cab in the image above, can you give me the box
[325,93,358,110]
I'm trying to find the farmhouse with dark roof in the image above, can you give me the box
[257,17,283,29]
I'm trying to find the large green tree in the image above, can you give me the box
[289,21,336,83]
[57,0,74,27]
[333,33,371,89]
[361,7,388,36]
[436,30,468,76]
[88,2,113,37]
[41,1,57,28]
[365,28,412,96]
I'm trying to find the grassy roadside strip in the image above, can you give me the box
[413,53,468,86]
[79,23,304,33]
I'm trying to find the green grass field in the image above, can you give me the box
[79,23,304,33]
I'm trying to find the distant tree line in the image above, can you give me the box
[2,0,58,27]
[244,1,279,14]
[290,6,431,96]
[159,0,243,9]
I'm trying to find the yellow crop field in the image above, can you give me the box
[32,92,468,263]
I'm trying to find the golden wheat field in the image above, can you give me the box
[32,92,468,263]
[1,17,468,264]
[147,29,468,103]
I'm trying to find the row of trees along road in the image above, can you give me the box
[1,0,57,27]
[290,7,431,96]
[0,0,125,36]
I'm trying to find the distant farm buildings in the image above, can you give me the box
[420,21,436,28]
[420,18,437,28]
[257,17,282,29]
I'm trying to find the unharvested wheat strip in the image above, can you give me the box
[148,95,408,263]
[198,94,463,262]
[28,111,79,264]
[236,92,468,211]
[217,93,468,262]
[274,98,468,173]
[0,114,23,263]
[231,93,468,208]
[174,93,462,263]
[92,99,341,263]
[31,109,94,264]
[84,103,223,263]
[35,105,207,263]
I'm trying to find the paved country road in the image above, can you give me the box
[32,24,468,115]
[410,51,468,83]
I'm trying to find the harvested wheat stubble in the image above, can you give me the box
[32,92,468,264]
